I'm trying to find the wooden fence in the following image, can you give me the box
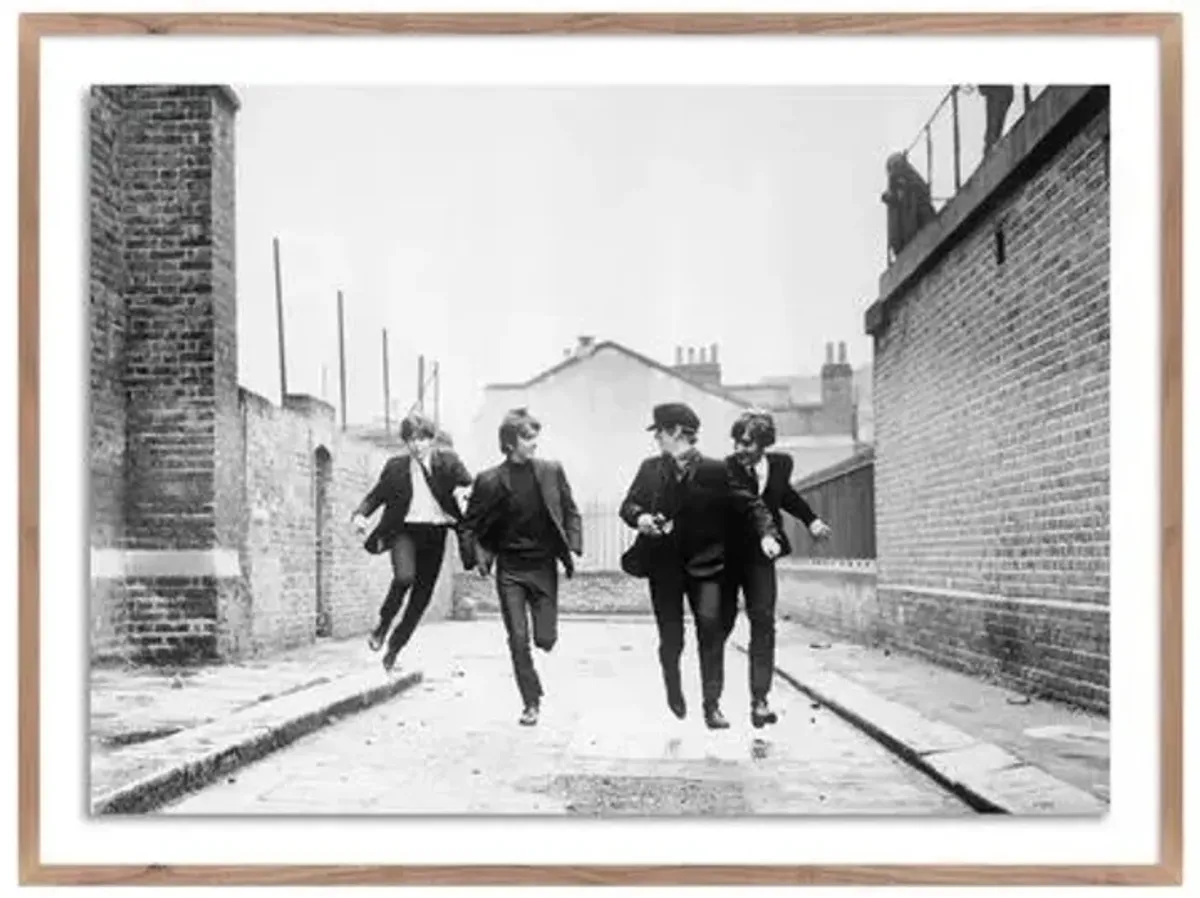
[783,447,876,560]
[571,448,875,572]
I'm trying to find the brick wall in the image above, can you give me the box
[237,390,458,657]
[866,87,1110,712]
[88,88,129,656]
[86,86,245,664]
[89,85,459,665]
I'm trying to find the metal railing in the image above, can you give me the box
[900,84,1045,209]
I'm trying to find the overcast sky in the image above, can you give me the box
[232,84,1006,441]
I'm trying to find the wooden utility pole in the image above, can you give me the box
[417,354,426,413]
[273,237,288,398]
[336,290,347,431]
[382,329,391,437]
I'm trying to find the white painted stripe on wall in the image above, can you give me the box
[878,583,1109,615]
[90,548,242,579]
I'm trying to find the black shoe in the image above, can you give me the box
[704,707,731,730]
[368,628,386,652]
[519,704,540,726]
[665,679,687,720]
[667,691,687,720]
[751,700,779,729]
[382,648,398,672]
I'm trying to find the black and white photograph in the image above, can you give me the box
[86,80,1111,819]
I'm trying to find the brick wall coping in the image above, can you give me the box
[777,558,877,575]
[877,583,1108,614]
[90,548,242,579]
[864,85,1109,337]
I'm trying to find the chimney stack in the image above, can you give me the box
[821,339,854,435]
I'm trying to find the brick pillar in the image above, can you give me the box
[88,88,130,656]
[90,85,243,663]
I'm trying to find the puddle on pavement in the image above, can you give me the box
[1023,725,1109,745]
[97,725,185,748]
[525,774,751,816]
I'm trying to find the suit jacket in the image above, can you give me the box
[461,458,583,577]
[725,451,818,562]
[355,449,473,557]
[619,452,778,581]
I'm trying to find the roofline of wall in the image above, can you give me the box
[214,85,241,112]
[791,445,875,492]
[863,85,1110,338]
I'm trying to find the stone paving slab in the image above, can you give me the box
[730,616,1110,815]
[89,627,437,807]
[92,670,422,815]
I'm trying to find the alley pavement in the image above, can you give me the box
[91,612,1108,817]
[157,617,971,816]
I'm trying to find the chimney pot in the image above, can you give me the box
[687,347,696,364]
[825,342,834,364]
[699,347,707,363]
[710,342,719,363]
[675,346,683,365]
[838,341,847,364]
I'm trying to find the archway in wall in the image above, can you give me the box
[314,447,333,638]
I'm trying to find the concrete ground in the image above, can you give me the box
[158,617,972,816]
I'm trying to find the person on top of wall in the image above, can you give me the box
[459,408,582,727]
[721,409,833,728]
[881,151,936,262]
[352,412,474,673]
[618,402,781,730]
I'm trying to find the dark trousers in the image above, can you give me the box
[722,556,778,703]
[648,567,726,711]
[375,525,448,654]
[496,556,559,707]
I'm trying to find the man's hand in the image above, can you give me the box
[636,514,661,536]
[351,513,369,535]
[809,519,832,541]
[761,535,782,560]
[476,547,495,578]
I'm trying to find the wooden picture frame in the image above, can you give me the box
[18,11,1182,886]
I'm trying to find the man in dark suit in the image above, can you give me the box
[722,409,832,728]
[619,402,781,729]
[460,408,582,726]
[352,413,473,672]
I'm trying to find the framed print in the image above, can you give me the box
[17,9,1182,887]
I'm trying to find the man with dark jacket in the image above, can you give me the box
[461,408,582,726]
[619,402,780,729]
[722,410,832,728]
[352,413,473,672]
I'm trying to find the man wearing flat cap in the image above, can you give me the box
[619,402,781,729]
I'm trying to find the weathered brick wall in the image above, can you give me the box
[89,85,244,664]
[868,88,1109,711]
[118,85,239,551]
[89,84,462,665]
[238,389,459,657]
[88,88,129,657]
